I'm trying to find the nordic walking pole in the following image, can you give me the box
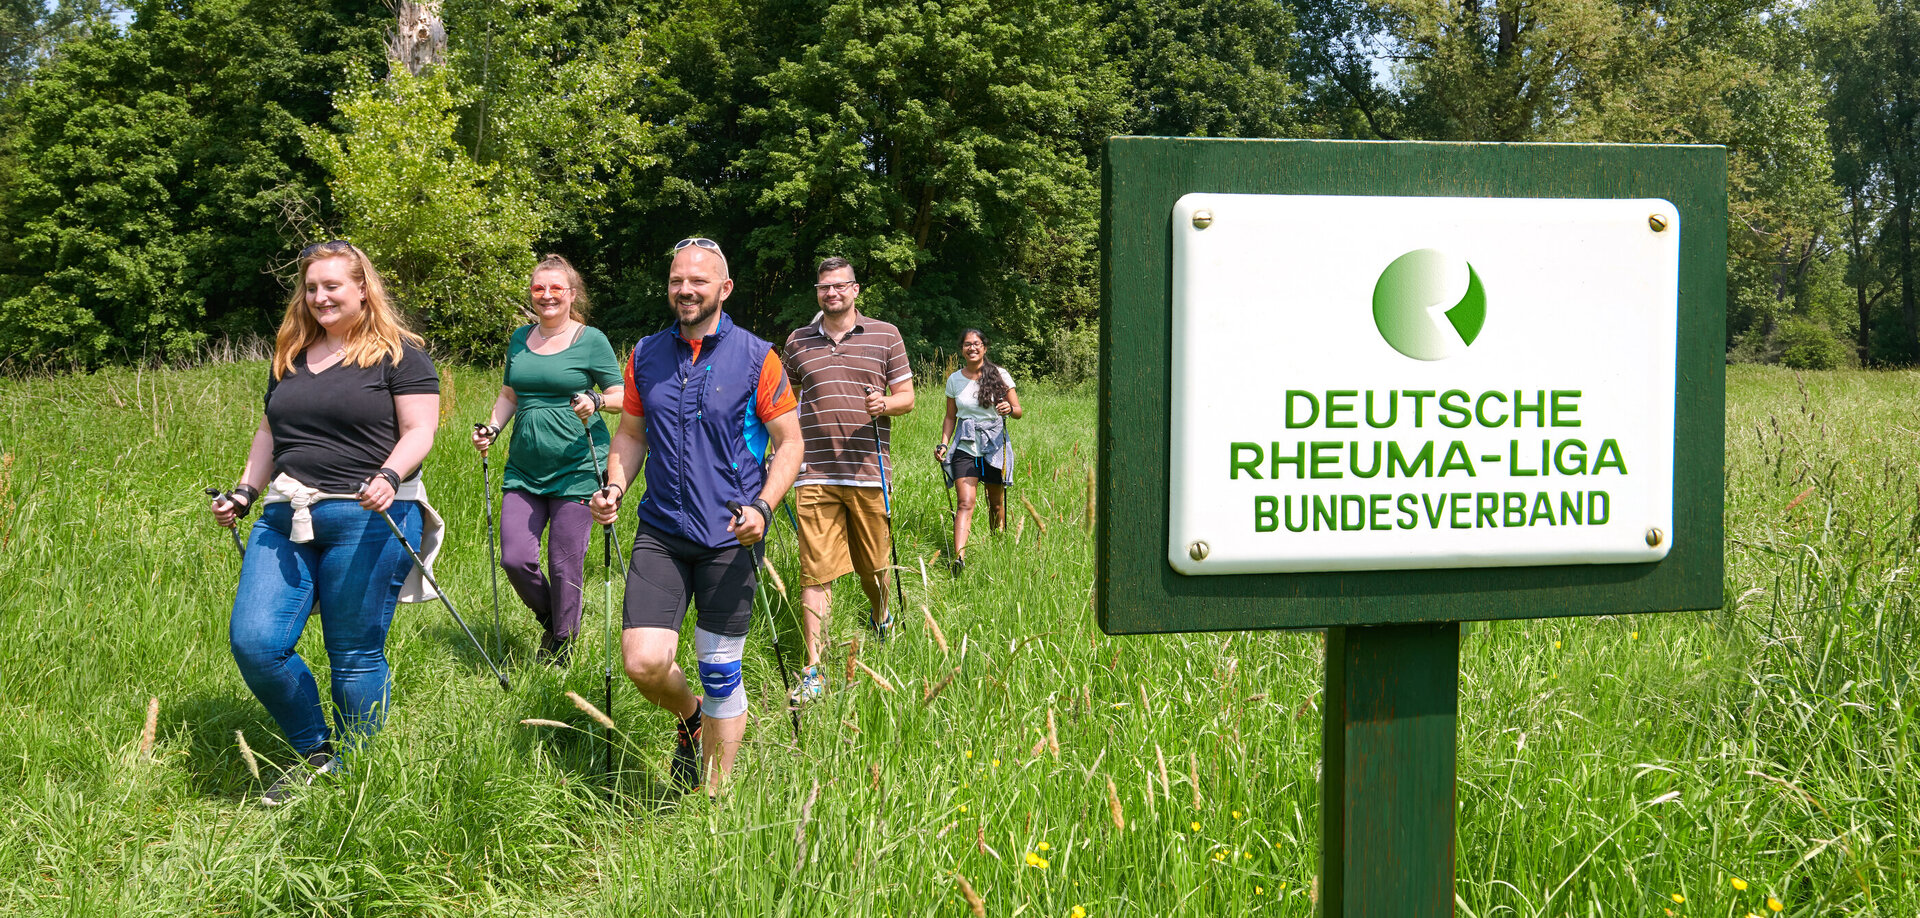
[474,424,504,661]
[204,488,246,557]
[582,402,619,784]
[935,447,956,559]
[370,500,511,692]
[864,387,907,612]
[728,500,802,744]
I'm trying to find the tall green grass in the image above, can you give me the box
[0,362,1912,916]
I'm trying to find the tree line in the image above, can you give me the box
[0,0,1912,373]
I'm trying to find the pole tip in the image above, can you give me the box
[498,675,512,692]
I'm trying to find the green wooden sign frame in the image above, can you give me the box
[1096,138,1727,635]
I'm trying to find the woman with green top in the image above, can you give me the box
[471,255,624,664]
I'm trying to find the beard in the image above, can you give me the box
[676,296,720,335]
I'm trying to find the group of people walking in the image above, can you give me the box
[207,238,1024,804]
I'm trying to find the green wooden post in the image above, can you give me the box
[1321,623,1460,916]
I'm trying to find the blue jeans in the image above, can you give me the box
[230,500,420,756]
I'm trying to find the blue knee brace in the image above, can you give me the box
[695,628,747,719]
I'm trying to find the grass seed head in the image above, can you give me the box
[921,666,960,707]
[853,658,896,692]
[1046,706,1060,758]
[567,691,616,730]
[139,696,159,758]
[519,718,573,729]
[924,605,950,655]
[1156,744,1172,801]
[1107,776,1126,830]
[845,637,861,684]
[955,872,985,917]
[234,729,260,782]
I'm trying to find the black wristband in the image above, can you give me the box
[375,468,402,491]
[750,498,774,527]
[588,391,603,411]
[230,485,258,518]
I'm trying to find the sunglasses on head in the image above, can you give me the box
[300,240,354,258]
[672,237,723,256]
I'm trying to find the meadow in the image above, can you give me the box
[0,361,1913,916]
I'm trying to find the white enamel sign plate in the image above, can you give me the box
[1168,193,1679,575]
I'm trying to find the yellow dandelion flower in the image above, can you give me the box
[1190,821,1201,832]
[965,750,974,759]
[1023,851,1049,869]
[1211,851,1226,862]
[1255,886,1263,895]
[1231,810,1242,819]
[1631,631,1640,639]
[1070,907,1086,918]
[1672,893,1686,904]
[1553,640,1562,649]
[991,758,1001,768]
[1278,882,1286,891]
[1242,852,1253,860]
[958,804,969,813]
[1038,842,1051,851]
[1731,878,1748,891]
[1767,898,1783,912]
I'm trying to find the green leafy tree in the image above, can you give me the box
[0,0,387,366]
[1104,0,1302,138]
[737,0,1125,362]
[309,0,666,358]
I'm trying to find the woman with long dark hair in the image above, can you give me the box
[935,329,1023,575]
[208,241,440,805]
[470,254,624,664]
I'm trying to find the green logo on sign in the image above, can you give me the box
[1372,249,1486,361]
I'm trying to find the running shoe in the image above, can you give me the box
[791,665,825,702]
[950,556,966,577]
[869,611,894,643]
[261,747,339,807]
[671,709,703,791]
[536,633,573,668]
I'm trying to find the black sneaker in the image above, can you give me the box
[536,633,573,668]
[261,746,338,807]
[950,556,966,577]
[671,709,703,791]
[869,610,894,643]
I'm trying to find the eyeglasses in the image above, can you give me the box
[530,284,571,297]
[813,281,857,294]
[300,240,354,258]
[672,238,723,256]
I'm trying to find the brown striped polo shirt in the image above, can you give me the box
[782,316,912,487]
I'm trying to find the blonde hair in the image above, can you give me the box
[532,253,590,322]
[272,242,424,380]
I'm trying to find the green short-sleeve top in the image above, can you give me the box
[501,324,623,500]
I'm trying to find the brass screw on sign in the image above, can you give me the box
[1192,210,1214,230]
[1645,527,1665,548]
[1648,213,1669,233]
[1189,541,1210,562]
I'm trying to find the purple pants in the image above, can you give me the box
[500,490,593,641]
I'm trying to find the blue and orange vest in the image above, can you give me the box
[629,313,775,548]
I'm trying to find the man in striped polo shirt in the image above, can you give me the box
[781,256,915,699]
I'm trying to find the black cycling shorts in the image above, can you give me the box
[948,449,1005,486]
[622,522,756,637]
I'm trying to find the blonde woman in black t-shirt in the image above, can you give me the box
[208,241,441,806]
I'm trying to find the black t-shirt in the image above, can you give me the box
[264,343,440,493]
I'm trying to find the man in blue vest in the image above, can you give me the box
[591,237,801,793]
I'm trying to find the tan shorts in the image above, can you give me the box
[795,484,891,587]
